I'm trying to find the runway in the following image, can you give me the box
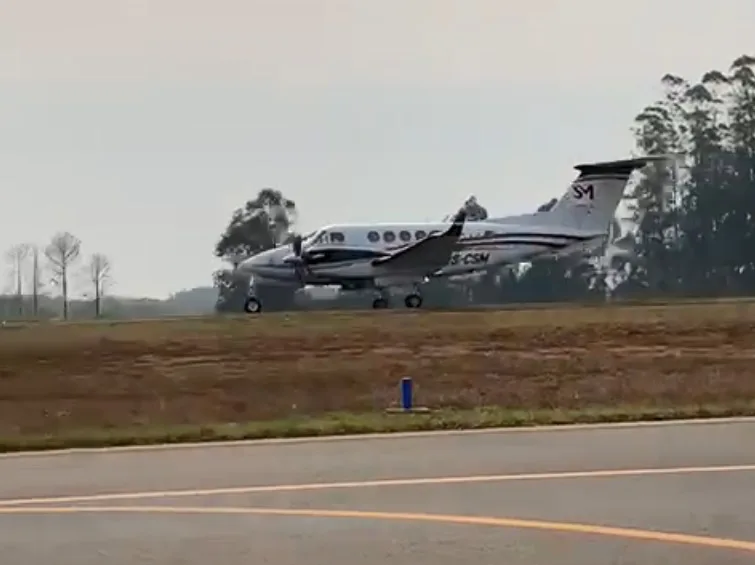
[1,418,754,564]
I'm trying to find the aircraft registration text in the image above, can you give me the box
[449,251,490,266]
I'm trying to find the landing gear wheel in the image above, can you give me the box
[372,297,389,309]
[244,297,262,313]
[404,293,423,309]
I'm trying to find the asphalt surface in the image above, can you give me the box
[0,418,754,564]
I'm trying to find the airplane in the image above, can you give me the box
[237,156,668,312]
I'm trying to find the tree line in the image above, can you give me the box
[211,53,755,311]
[3,231,112,320]
[11,54,753,319]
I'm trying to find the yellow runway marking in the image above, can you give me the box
[1,505,754,553]
[1,463,754,507]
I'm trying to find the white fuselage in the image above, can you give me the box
[239,219,605,288]
[236,156,661,308]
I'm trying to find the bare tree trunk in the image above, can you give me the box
[15,259,23,317]
[62,265,68,320]
[5,244,30,318]
[32,247,39,316]
[94,279,101,317]
[45,232,81,321]
[87,253,111,318]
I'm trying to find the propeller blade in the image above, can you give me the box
[283,233,309,284]
[294,263,308,284]
[292,234,303,256]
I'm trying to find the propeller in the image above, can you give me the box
[292,233,303,257]
[286,232,309,284]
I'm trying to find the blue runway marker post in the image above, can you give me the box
[386,376,429,414]
[400,377,413,411]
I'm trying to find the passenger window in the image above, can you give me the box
[383,231,396,243]
[367,231,380,243]
[415,230,427,240]
[399,230,411,242]
[329,231,345,244]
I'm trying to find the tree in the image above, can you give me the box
[536,198,558,212]
[214,188,299,312]
[719,56,755,292]
[443,195,489,222]
[87,253,112,317]
[622,74,687,297]
[618,53,755,300]
[215,188,298,263]
[30,245,42,316]
[45,231,81,320]
[5,243,30,316]
[213,267,253,313]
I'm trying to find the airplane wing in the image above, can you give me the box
[370,209,467,272]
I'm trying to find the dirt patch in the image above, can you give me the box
[2,302,755,435]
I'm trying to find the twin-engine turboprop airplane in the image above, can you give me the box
[238,156,667,312]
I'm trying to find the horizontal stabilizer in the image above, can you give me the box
[539,155,673,232]
[574,154,678,177]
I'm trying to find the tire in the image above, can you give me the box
[244,297,262,313]
[404,293,422,309]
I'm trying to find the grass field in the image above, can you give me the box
[2,299,755,450]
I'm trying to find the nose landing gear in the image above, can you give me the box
[371,285,390,309]
[244,296,262,313]
[372,297,389,309]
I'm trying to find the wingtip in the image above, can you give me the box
[442,208,467,238]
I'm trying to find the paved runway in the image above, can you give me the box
[1,418,754,564]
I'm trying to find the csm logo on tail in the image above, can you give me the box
[571,183,594,200]
[238,155,673,313]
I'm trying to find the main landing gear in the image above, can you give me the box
[404,293,422,309]
[371,290,423,309]
[244,285,423,312]
[372,297,389,309]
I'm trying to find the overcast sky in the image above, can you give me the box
[2,0,753,298]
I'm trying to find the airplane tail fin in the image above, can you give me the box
[546,156,670,232]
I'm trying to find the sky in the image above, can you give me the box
[2,0,754,298]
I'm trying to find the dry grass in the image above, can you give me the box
[2,300,755,443]
[2,404,753,453]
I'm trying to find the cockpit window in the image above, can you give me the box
[329,231,346,244]
[306,231,327,246]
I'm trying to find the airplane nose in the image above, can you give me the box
[235,246,301,285]
[238,251,267,271]
[239,247,289,271]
